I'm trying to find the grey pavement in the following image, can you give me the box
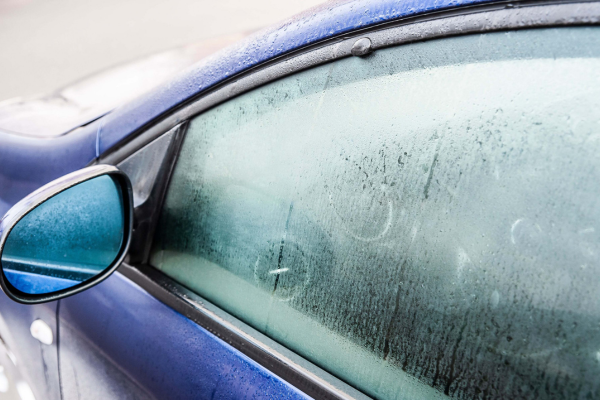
[0,0,324,102]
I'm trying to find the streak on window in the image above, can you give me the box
[151,28,600,399]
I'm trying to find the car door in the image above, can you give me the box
[57,3,600,400]
[0,299,59,400]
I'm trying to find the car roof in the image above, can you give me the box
[95,0,496,155]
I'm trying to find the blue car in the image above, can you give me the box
[1,0,600,398]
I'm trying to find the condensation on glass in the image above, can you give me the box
[2,175,124,294]
[151,28,600,399]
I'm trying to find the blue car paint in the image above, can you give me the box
[96,0,494,155]
[59,272,310,400]
[0,0,512,398]
[0,124,98,216]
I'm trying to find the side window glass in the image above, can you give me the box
[151,27,600,399]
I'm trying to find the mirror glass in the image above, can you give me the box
[1,175,124,295]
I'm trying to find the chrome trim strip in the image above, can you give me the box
[0,165,133,304]
[100,1,600,165]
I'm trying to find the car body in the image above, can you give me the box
[1,0,600,399]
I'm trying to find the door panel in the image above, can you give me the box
[58,271,310,400]
[0,298,60,400]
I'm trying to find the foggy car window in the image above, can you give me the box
[151,27,600,399]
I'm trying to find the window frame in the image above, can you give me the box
[94,1,600,398]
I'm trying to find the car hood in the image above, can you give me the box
[0,33,248,138]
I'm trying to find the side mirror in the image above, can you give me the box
[0,165,132,303]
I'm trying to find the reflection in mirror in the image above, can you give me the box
[1,175,124,295]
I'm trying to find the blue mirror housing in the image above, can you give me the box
[0,165,133,304]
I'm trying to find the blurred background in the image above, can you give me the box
[0,0,324,102]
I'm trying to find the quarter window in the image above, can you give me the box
[151,27,600,399]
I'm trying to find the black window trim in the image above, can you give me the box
[95,1,600,399]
